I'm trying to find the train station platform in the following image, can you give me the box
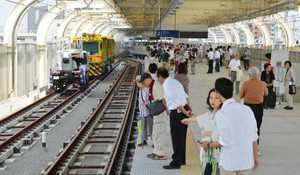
[131,60,300,175]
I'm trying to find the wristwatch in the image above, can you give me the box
[207,142,210,148]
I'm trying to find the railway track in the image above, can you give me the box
[0,62,124,167]
[43,59,140,175]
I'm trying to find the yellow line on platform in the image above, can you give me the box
[181,127,202,175]
[264,115,300,117]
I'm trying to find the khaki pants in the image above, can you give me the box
[152,115,167,155]
[220,166,251,175]
[162,61,168,69]
[285,84,294,107]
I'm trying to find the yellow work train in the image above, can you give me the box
[73,33,115,77]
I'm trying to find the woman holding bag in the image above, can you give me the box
[283,61,296,110]
[181,89,222,174]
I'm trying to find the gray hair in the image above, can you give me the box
[249,67,260,77]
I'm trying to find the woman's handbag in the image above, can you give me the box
[289,78,296,95]
[149,100,165,116]
[202,147,218,175]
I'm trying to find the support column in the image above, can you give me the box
[36,45,47,88]
[0,45,9,100]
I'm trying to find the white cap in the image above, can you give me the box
[135,75,141,81]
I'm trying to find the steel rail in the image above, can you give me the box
[0,75,99,153]
[104,61,139,175]
[43,62,131,175]
[0,91,57,126]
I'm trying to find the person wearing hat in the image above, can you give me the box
[136,75,150,147]
[139,72,169,160]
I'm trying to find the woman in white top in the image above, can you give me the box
[181,88,222,164]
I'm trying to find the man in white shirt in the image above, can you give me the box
[207,48,214,74]
[169,47,175,70]
[156,67,192,169]
[228,52,242,95]
[215,48,221,73]
[200,78,259,175]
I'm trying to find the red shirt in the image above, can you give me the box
[148,79,155,101]
[268,59,273,70]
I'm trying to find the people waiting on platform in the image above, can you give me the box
[174,63,190,95]
[169,47,175,70]
[265,53,273,70]
[190,56,196,74]
[284,61,296,110]
[136,75,150,147]
[181,88,222,170]
[198,44,203,63]
[224,47,231,69]
[139,72,169,160]
[242,47,251,70]
[240,67,268,148]
[162,49,170,70]
[261,63,275,109]
[148,63,158,82]
[200,78,259,175]
[156,67,192,169]
[207,48,214,74]
[215,48,221,73]
[228,52,242,95]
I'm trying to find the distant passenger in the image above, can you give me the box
[162,50,170,70]
[200,78,259,175]
[283,61,296,110]
[156,67,192,169]
[198,44,203,63]
[207,48,214,74]
[224,47,231,68]
[190,56,196,74]
[215,48,220,73]
[261,63,275,109]
[265,53,273,70]
[228,52,241,95]
[174,63,189,95]
[181,88,222,166]
[240,67,268,151]
[242,47,251,70]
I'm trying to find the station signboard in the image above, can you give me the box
[156,30,180,38]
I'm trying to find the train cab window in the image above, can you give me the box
[83,42,99,56]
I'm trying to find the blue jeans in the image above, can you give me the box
[215,59,220,72]
[175,65,178,73]
[141,117,147,141]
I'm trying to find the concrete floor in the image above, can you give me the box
[178,61,300,175]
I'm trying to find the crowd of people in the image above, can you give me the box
[134,43,297,174]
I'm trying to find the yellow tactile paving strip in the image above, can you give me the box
[264,115,300,117]
[181,127,202,175]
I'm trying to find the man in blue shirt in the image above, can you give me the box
[162,49,170,70]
